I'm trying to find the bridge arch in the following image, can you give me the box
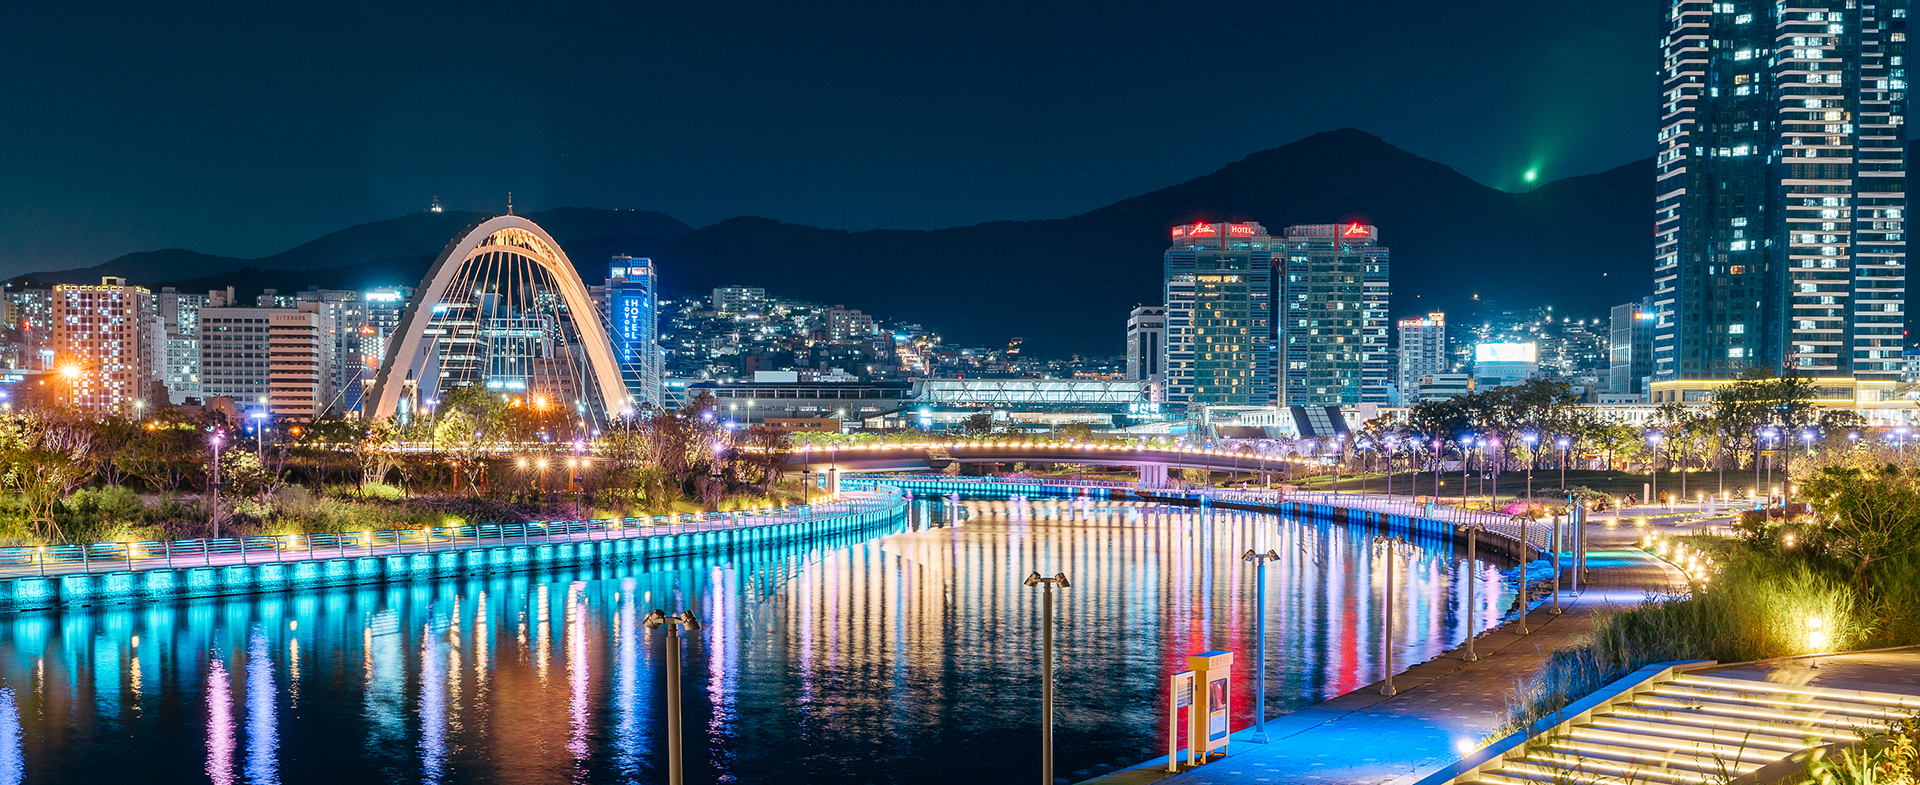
[366,215,627,422]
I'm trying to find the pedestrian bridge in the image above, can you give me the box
[786,441,1303,484]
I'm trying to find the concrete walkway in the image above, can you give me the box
[1082,507,1699,785]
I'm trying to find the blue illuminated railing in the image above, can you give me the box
[849,474,1554,555]
[0,494,891,578]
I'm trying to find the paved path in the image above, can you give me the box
[0,497,889,579]
[1082,504,1703,785]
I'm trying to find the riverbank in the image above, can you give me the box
[1079,507,1693,785]
[0,490,908,612]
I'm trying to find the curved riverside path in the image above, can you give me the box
[1083,505,1699,785]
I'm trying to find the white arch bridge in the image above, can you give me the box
[366,215,631,427]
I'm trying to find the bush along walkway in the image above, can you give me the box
[1081,510,1692,785]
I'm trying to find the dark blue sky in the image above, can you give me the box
[0,1,1651,274]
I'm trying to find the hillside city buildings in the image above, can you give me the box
[1654,0,1909,392]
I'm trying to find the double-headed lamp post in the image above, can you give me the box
[642,608,704,785]
[1024,571,1071,785]
[1241,549,1281,742]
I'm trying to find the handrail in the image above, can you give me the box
[845,474,1556,555]
[0,491,897,579]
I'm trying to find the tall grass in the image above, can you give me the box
[1496,555,1864,740]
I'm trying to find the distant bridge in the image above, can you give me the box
[785,441,1306,483]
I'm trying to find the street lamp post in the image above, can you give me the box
[1460,437,1473,511]
[1521,433,1537,512]
[252,410,268,458]
[1025,571,1071,785]
[209,432,225,540]
[1516,514,1532,635]
[1432,439,1443,506]
[1762,428,1778,505]
[1488,438,1502,510]
[1384,437,1398,502]
[1242,549,1281,742]
[1375,537,1406,695]
[1557,437,1571,493]
[1456,523,1486,661]
[642,609,703,785]
[1646,432,1664,508]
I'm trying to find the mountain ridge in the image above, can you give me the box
[9,129,1657,356]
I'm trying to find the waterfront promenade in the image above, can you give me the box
[1084,505,1699,785]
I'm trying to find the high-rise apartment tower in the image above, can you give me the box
[1655,0,1908,382]
[1396,312,1447,404]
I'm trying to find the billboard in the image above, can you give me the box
[1475,342,1538,363]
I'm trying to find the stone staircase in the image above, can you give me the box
[1460,669,1920,785]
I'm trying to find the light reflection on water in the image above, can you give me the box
[0,496,1512,784]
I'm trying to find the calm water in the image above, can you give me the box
[0,494,1515,784]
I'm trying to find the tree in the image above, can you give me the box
[117,422,202,496]
[1802,463,1920,595]
[0,412,98,542]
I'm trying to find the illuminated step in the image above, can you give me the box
[1466,672,1919,784]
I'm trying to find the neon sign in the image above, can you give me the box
[1188,223,1217,237]
[1342,223,1372,237]
[1171,226,1186,238]
[1228,223,1256,236]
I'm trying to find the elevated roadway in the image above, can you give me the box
[786,441,1303,483]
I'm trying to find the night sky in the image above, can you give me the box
[2,1,1652,275]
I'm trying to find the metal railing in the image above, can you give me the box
[0,493,897,579]
[849,474,1555,554]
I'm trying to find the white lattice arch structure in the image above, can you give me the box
[366,215,625,421]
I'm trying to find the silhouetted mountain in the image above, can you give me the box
[11,130,1657,356]
[12,208,694,287]
[638,129,1653,355]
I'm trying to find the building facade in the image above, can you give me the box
[198,307,275,404]
[50,277,156,415]
[605,257,664,410]
[1126,305,1166,400]
[1395,312,1447,405]
[268,309,324,420]
[1163,222,1273,406]
[157,288,209,403]
[1655,0,1908,383]
[711,286,766,314]
[1610,297,1658,399]
[1276,223,1389,406]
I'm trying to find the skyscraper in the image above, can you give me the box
[1655,0,1907,385]
[1163,222,1274,406]
[1126,306,1166,401]
[1611,297,1659,399]
[1275,223,1390,406]
[1396,312,1447,404]
[605,257,663,410]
